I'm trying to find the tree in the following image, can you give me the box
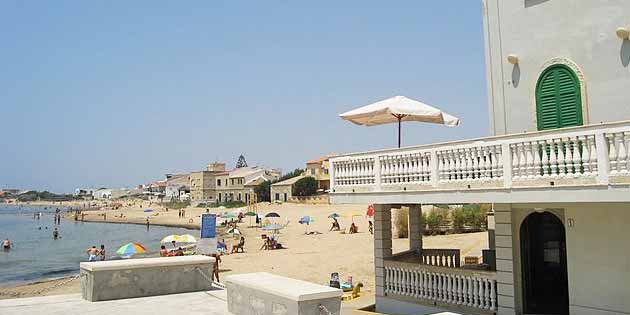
[255,180,271,202]
[292,177,318,197]
[236,155,248,168]
[275,168,304,183]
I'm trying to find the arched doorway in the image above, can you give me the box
[536,64,583,131]
[520,212,569,314]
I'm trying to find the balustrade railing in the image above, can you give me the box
[421,249,461,268]
[384,260,497,312]
[331,121,630,193]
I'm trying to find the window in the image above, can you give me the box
[536,64,583,131]
[283,193,287,202]
[275,193,279,201]
[217,179,221,186]
[238,193,241,201]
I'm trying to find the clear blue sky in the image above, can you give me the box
[0,1,489,193]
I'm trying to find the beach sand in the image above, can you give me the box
[1,201,487,300]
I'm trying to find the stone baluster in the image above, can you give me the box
[465,149,473,180]
[565,138,575,175]
[466,277,473,307]
[400,156,408,183]
[525,142,535,178]
[409,155,418,182]
[470,148,479,179]
[490,280,497,310]
[472,277,479,308]
[540,140,550,177]
[495,145,503,178]
[439,152,447,181]
[483,147,492,179]
[572,138,582,176]
[482,279,489,309]
[556,138,567,177]
[421,154,428,182]
[580,136,591,175]
[533,141,542,178]
[549,140,558,176]
[511,144,520,179]
[518,143,527,178]
[617,133,627,174]
[421,271,427,299]
[447,151,455,181]
[609,135,618,175]
[382,157,389,184]
[589,135,598,175]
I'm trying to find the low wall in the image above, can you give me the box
[80,255,214,301]
[289,195,329,204]
[226,272,342,315]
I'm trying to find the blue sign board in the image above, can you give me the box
[201,214,216,239]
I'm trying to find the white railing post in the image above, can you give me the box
[374,156,382,191]
[501,143,512,188]
[595,132,610,185]
[430,150,439,187]
[329,160,336,190]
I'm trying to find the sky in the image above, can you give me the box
[0,1,489,193]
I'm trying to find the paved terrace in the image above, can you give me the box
[0,289,462,315]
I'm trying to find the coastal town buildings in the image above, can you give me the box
[190,162,279,205]
[270,155,335,203]
[330,1,630,315]
[164,173,190,201]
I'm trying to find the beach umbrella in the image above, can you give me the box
[299,216,312,224]
[367,205,375,217]
[328,213,341,219]
[161,234,197,244]
[339,95,460,148]
[143,209,153,213]
[350,211,363,223]
[176,234,197,243]
[265,212,281,218]
[299,216,313,234]
[262,223,284,233]
[227,227,241,235]
[222,212,237,219]
[116,242,147,257]
[244,211,257,216]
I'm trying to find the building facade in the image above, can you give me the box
[330,1,630,315]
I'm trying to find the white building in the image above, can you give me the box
[330,1,630,315]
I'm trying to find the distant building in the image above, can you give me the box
[270,175,306,202]
[269,155,336,203]
[163,173,190,201]
[189,163,279,205]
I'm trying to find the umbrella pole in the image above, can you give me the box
[397,116,402,148]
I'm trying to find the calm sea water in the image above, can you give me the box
[0,205,195,287]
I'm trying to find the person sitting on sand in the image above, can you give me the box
[231,237,245,254]
[330,218,340,231]
[86,246,99,261]
[2,239,11,250]
[160,245,168,257]
[349,222,358,234]
[174,247,184,256]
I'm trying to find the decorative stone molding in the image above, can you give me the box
[531,57,590,127]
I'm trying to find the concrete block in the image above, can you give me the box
[495,235,513,248]
[80,256,214,302]
[497,271,514,285]
[496,258,514,273]
[495,223,512,236]
[226,272,342,315]
[494,211,512,224]
[496,247,513,260]
[498,294,515,309]
[497,283,514,297]
[374,239,393,250]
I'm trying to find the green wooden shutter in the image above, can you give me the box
[536,65,583,131]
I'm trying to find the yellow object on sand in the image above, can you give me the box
[341,282,363,301]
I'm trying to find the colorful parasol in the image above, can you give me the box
[116,242,147,256]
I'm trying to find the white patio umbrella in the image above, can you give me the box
[339,95,460,147]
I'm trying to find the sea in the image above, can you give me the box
[0,204,195,287]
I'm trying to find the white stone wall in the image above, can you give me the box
[483,0,630,135]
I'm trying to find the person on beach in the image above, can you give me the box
[368,221,373,235]
[52,228,59,240]
[211,253,221,282]
[171,240,177,249]
[349,222,358,234]
[99,245,106,261]
[160,245,168,257]
[330,218,340,231]
[86,246,99,261]
[2,239,11,250]
[174,247,184,256]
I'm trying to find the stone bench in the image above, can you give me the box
[80,255,215,301]
[226,272,342,315]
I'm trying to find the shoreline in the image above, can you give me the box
[69,216,200,230]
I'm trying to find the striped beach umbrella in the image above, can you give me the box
[116,242,147,257]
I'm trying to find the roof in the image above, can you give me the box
[306,154,337,164]
[271,175,307,186]
[244,176,267,187]
[229,166,264,178]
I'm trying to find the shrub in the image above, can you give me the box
[163,200,190,209]
[292,177,318,197]
[255,180,271,202]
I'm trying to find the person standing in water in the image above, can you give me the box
[86,246,98,262]
[52,228,59,240]
[2,239,11,251]
[99,245,106,261]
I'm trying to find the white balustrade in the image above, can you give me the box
[384,263,497,312]
[331,122,630,193]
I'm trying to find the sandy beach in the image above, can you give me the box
[1,201,487,300]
